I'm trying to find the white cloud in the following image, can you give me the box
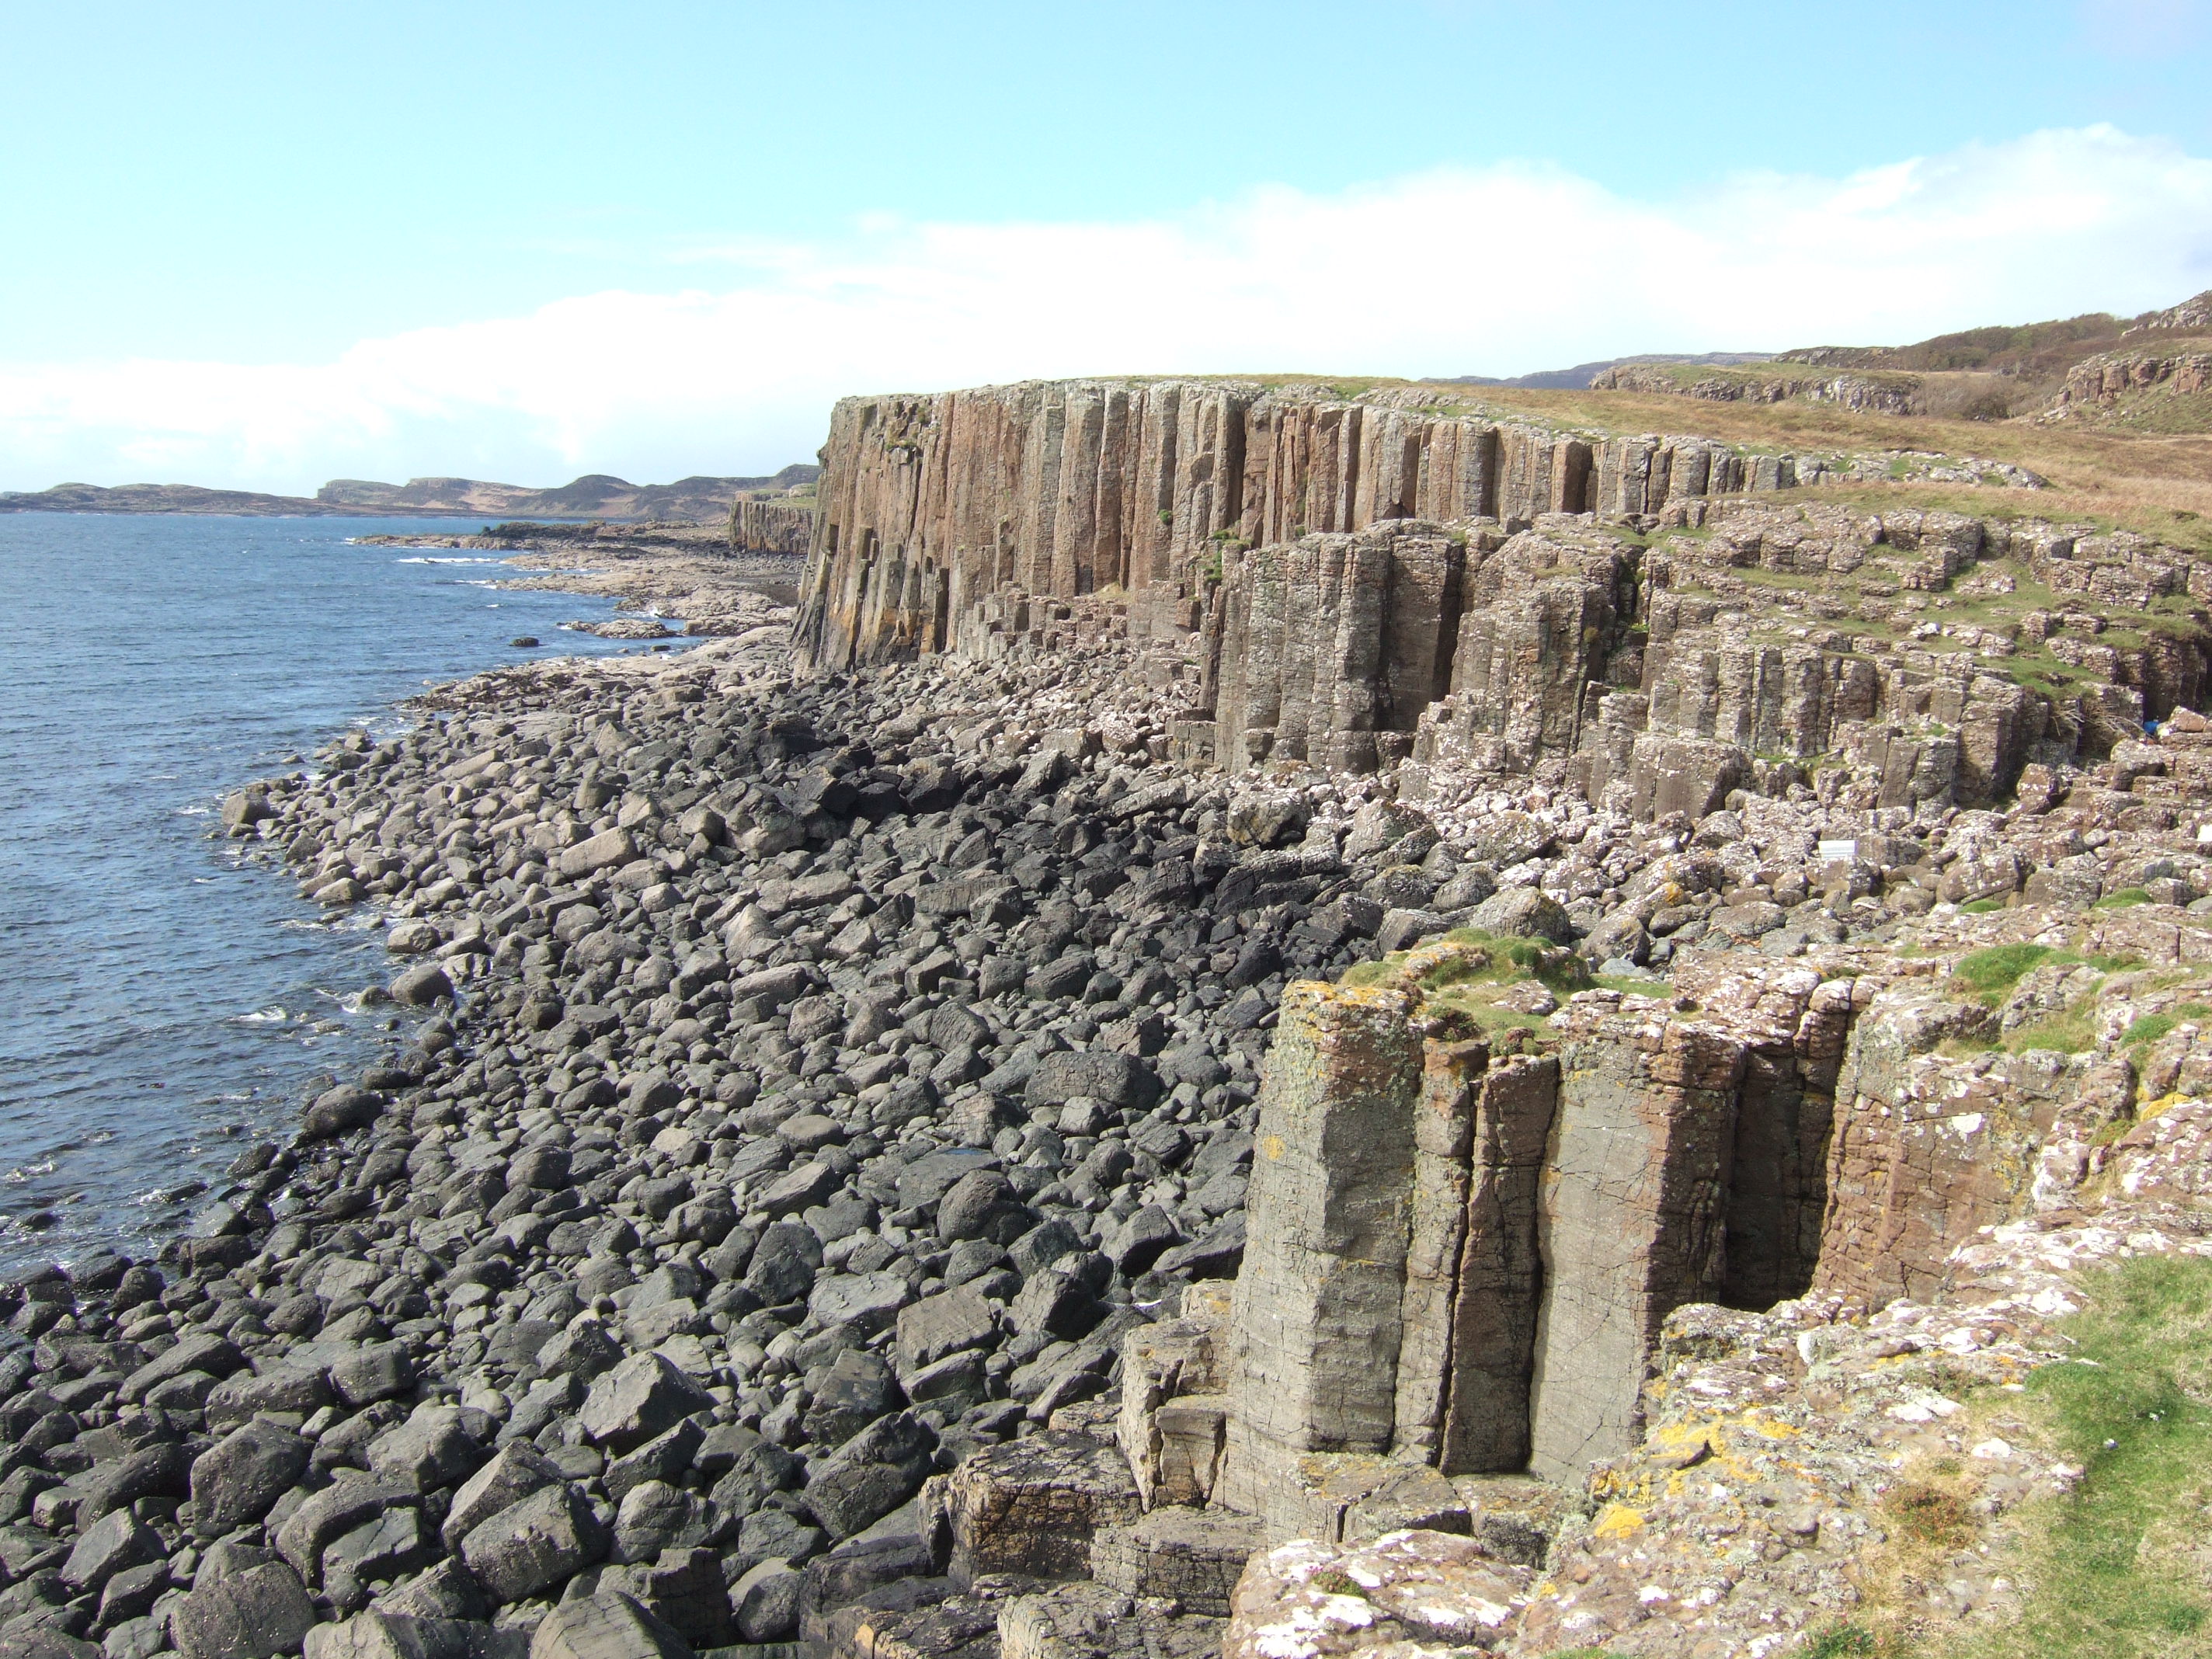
[4,123,2210,495]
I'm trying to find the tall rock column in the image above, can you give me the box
[1525,1007,1746,1483]
[1386,1037,1487,1466]
[1218,983,1425,1523]
[1437,1054,1562,1474]
[1422,525,1639,773]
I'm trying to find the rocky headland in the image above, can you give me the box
[3,367,2212,1659]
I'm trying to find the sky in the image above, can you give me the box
[2,0,2210,495]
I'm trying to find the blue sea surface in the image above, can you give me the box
[0,513,663,1275]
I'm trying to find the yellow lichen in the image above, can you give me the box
[1591,1504,1646,1540]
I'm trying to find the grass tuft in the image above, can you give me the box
[1880,1481,1974,1551]
[2122,1013,2179,1049]
[1806,1626,1886,1658]
[1950,944,2061,1003]
[2002,1008,2099,1055]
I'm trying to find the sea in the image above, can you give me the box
[0,513,676,1277]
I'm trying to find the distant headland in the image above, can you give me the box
[0,464,820,520]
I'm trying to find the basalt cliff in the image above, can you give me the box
[793,377,2207,812]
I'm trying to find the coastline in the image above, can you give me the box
[0,548,1308,1651]
[2,529,2209,1657]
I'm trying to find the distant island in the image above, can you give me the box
[0,464,819,521]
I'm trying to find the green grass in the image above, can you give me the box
[1942,944,2152,1052]
[1729,564,1834,591]
[1960,898,2008,914]
[2123,1013,2179,1049]
[1951,944,2065,1003]
[2095,888,2152,909]
[1341,927,1591,1038]
[2001,1008,2099,1054]
[1592,972,1664,994]
[1946,944,2139,1007]
[1938,562,2061,620]
[1956,1255,2212,1657]
[2124,1004,2212,1049]
[2109,387,2212,435]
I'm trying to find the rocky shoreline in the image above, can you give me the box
[0,579,1381,1657]
[5,541,2212,1659]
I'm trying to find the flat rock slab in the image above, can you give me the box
[920,1431,1140,1588]
[1000,1581,1223,1659]
[304,1613,528,1659]
[818,1592,1000,1659]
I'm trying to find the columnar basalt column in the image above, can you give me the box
[1525,1010,1746,1483]
[1218,983,1424,1521]
[1437,1053,1561,1474]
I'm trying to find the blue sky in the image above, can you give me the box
[3,0,2210,492]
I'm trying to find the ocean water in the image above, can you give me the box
[0,513,668,1276]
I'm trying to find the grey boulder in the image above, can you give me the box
[190,1421,311,1536]
[576,1353,713,1455]
[172,1561,316,1659]
[458,1483,608,1604]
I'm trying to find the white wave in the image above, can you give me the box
[395,555,503,565]
[234,1007,288,1024]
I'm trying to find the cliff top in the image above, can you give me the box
[826,370,2212,557]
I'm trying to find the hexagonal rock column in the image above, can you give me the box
[1525,1005,1747,1483]
[1216,983,1425,1525]
[1433,1052,1561,1475]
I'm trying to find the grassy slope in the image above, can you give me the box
[1817,1256,2212,1659]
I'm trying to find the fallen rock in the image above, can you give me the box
[190,1420,311,1537]
[172,1560,318,1659]
[304,1612,527,1659]
[1000,1581,1223,1659]
[922,1431,1140,1588]
[577,1352,715,1454]
[529,1592,692,1659]
[458,1483,608,1604]
[388,963,455,1008]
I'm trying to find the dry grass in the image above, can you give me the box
[1398,381,2212,552]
